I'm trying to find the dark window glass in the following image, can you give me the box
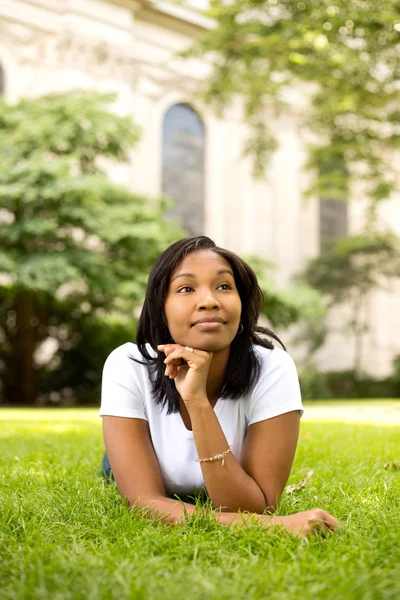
[0,63,4,95]
[318,151,348,252]
[319,197,348,252]
[162,103,205,235]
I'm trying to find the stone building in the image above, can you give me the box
[1,0,399,376]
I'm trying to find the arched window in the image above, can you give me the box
[0,63,4,95]
[162,103,205,235]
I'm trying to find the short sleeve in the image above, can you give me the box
[99,344,148,420]
[247,348,303,425]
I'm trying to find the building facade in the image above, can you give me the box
[1,0,399,376]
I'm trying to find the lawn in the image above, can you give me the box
[1,402,399,600]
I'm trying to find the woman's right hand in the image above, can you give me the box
[270,509,339,537]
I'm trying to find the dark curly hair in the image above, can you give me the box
[135,236,285,413]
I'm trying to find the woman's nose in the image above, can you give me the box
[198,290,221,310]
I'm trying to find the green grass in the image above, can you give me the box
[1,405,399,600]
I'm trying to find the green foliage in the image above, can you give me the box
[299,368,400,400]
[0,91,183,405]
[37,313,137,406]
[301,231,400,374]
[248,256,326,351]
[392,354,400,382]
[303,232,400,303]
[185,0,400,202]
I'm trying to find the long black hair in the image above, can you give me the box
[135,236,285,413]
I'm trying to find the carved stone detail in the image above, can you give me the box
[0,21,137,81]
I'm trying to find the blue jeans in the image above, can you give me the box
[102,452,115,483]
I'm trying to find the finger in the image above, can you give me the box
[311,518,336,537]
[157,344,176,357]
[168,364,179,379]
[309,522,330,539]
[166,363,186,380]
[164,357,186,369]
[159,344,211,360]
[164,348,197,365]
[164,363,171,377]
[320,512,339,530]
[312,520,334,536]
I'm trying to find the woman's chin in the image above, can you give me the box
[189,337,233,354]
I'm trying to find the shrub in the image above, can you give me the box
[299,368,399,400]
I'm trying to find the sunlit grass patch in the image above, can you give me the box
[302,399,400,426]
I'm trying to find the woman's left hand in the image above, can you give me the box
[157,344,212,409]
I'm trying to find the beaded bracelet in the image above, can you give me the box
[196,447,232,467]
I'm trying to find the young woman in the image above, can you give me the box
[100,236,338,537]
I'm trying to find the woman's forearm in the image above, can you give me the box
[188,402,268,513]
[134,494,274,529]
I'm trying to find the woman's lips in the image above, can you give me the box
[193,321,225,331]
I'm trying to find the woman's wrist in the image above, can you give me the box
[185,395,212,414]
[216,511,278,529]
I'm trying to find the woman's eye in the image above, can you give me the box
[177,283,232,293]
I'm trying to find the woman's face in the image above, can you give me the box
[164,250,242,353]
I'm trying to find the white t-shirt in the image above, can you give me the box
[99,343,303,497]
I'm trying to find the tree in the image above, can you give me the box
[248,256,325,335]
[186,0,400,211]
[301,232,400,376]
[0,92,183,405]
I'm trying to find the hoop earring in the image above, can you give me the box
[237,323,244,335]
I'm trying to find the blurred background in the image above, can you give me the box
[0,0,399,407]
